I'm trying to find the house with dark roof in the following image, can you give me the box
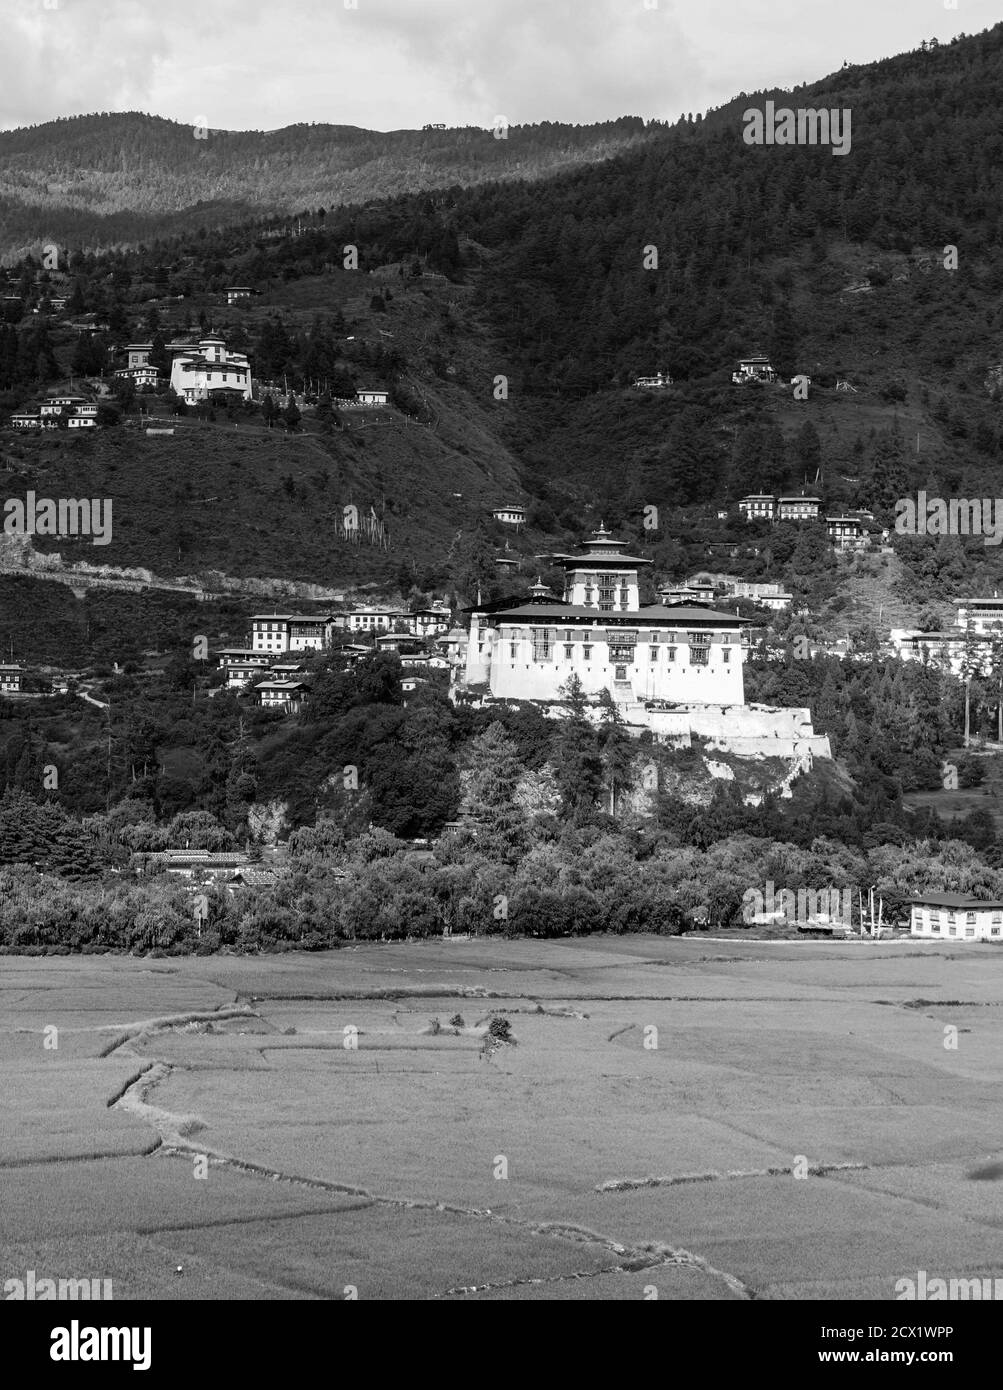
[909,892,1003,942]
[462,525,747,705]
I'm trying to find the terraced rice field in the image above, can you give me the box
[1,936,1001,1299]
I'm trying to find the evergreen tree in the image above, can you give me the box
[555,675,602,825]
[459,722,527,862]
[597,690,633,816]
[866,427,909,523]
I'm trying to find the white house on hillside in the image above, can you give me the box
[250,614,337,653]
[169,334,253,402]
[955,596,1003,634]
[732,355,777,384]
[492,505,526,526]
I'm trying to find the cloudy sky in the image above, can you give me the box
[2,0,998,132]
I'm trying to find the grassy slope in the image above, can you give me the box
[3,274,523,585]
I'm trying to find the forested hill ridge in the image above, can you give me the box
[0,113,668,261]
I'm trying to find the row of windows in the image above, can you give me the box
[514,645,731,666]
[919,922,1001,937]
[531,630,736,644]
[923,909,1003,925]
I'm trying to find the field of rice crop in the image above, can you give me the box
[2,937,1001,1300]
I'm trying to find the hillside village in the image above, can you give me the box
[2,24,1003,949]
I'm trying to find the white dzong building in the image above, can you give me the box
[169,333,253,403]
[463,525,747,706]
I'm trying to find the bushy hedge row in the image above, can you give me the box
[5,828,1000,954]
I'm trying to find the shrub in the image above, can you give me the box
[487,1016,513,1043]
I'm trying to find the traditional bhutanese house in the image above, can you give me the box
[732,355,776,383]
[658,581,717,605]
[345,608,407,634]
[356,387,389,406]
[777,495,821,521]
[0,664,24,694]
[216,647,270,668]
[491,504,527,526]
[334,643,374,666]
[738,494,776,522]
[124,343,153,369]
[250,614,337,653]
[411,607,451,637]
[169,334,253,402]
[888,630,992,678]
[826,515,866,551]
[256,679,309,711]
[225,661,265,691]
[955,596,1003,635]
[146,849,250,881]
[463,526,746,705]
[909,892,1003,942]
[376,632,410,652]
[714,578,794,612]
[10,412,40,429]
[115,365,162,389]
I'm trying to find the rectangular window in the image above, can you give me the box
[667,647,676,661]
[690,646,709,665]
[649,646,659,661]
[510,644,517,660]
[992,912,1002,925]
[583,645,592,660]
[564,645,574,660]
[722,649,731,663]
[532,629,551,662]
[615,665,627,681]
[966,912,976,925]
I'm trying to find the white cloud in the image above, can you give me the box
[0,0,994,132]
